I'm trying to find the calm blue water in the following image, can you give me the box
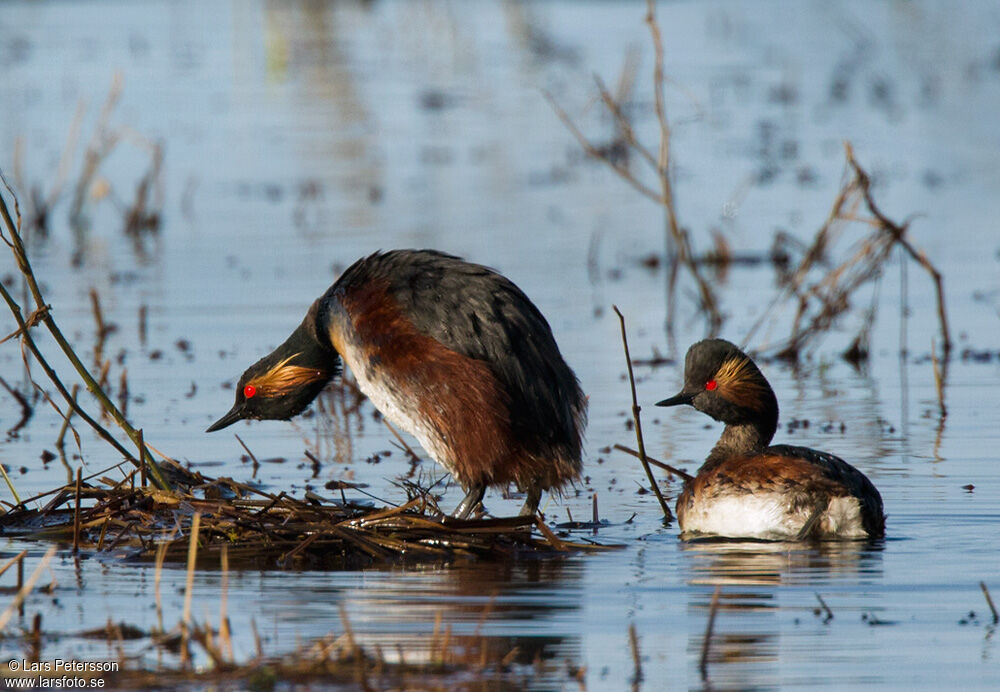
[0,1,998,688]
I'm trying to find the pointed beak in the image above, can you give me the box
[656,390,695,407]
[206,405,245,433]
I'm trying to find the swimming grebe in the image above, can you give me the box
[657,339,885,540]
[207,250,586,519]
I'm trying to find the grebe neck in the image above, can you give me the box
[707,419,774,463]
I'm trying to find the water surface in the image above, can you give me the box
[1,1,999,688]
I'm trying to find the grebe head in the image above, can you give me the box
[656,339,777,432]
[207,315,337,432]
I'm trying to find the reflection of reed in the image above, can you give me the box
[261,1,382,234]
[285,559,583,674]
[309,377,367,467]
[685,585,782,687]
[680,539,884,587]
[706,631,779,667]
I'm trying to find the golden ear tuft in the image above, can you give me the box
[713,356,769,410]
[248,354,326,396]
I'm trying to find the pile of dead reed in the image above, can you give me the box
[0,463,610,569]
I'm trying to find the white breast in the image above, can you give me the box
[336,336,457,476]
[680,493,866,540]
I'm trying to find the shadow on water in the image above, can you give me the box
[677,539,887,690]
[680,537,885,586]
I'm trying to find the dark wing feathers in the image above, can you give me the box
[336,250,586,456]
[767,444,885,536]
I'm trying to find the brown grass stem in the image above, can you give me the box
[233,433,260,477]
[815,593,834,622]
[72,468,82,554]
[0,545,57,631]
[613,306,672,521]
[545,2,722,341]
[89,287,108,363]
[13,460,129,509]
[138,429,146,488]
[431,610,443,662]
[0,176,170,490]
[931,341,947,418]
[220,545,231,660]
[118,368,129,420]
[699,586,721,681]
[0,461,21,506]
[55,384,80,453]
[339,604,370,688]
[153,542,167,634]
[96,516,110,551]
[534,516,569,552]
[180,512,201,667]
[138,304,147,346]
[628,623,642,690]
[382,418,421,462]
[250,617,262,661]
[0,550,28,579]
[981,581,998,624]
[613,443,693,482]
[844,143,951,354]
[749,143,949,365]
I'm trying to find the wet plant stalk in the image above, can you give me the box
[0,460,21,505]
[0,178,170,490]
[0,550,28,579]
[981,581,999,624]
[700,586,721,681]
[613,306,672,521]
[153,543,167,634]
[0,546,57,631]
[614,443,692,482]
[815,593,834,622]
[628,623,642,690]
[72,467,82,553]
[180,512,201,667]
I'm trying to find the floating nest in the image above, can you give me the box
[0,463,614,568]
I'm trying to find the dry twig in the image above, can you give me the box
[548,1,722,344]
[750,143,950,366]
[613,306,672,521]
[0,175,171,490]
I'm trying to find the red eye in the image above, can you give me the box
[243,385,257,399]
[705,380,718,391]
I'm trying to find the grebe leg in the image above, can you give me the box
[519,487,542,517]
[452,484,486,519]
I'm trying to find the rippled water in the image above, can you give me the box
[1,1,999,689]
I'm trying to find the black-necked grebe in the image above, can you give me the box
[207,250,586,519]
[657,339,885,540]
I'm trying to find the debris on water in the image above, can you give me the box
[861,612,895,626]
[0,465,618,570]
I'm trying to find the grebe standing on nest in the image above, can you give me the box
[208,250,586,519]
[657,339,885,540]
